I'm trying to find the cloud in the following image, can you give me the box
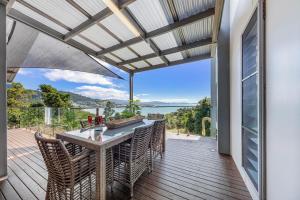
[18,68,32,75]
[136,93,149,97]
[74,85,129,100]
[43,69,115,86]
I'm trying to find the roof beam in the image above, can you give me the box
[65,0,91,18]
[6,0,15,13]
[102,0,169,66]
[97,7,215,56]
[134,53,212,73]
[211,0,224,57]
[64,8,112,41]
[119,38,212,65]
[64,0,136,41]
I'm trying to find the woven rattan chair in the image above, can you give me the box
[35,132,96,199]
[35,133,114,199]
[147,113,164,120]
[113,124,153,197]
[149,119,165,170]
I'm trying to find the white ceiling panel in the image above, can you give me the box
[112,47,138,60]
[131,61,149,68]
[124,64,135,70]
[173,0,215,20]
[127,0,172,32]
[129,41,155,56]
[12,2,68,34]
[74,0,107,16]
[152,32,178,50]
[165,52,184,62]
[100,14,135,42]
[146,57,164,65]
[22,0,88,28]
[81,25,119,48]
[72,36,101,51]
[104,53,122,63]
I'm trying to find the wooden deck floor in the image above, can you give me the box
[0,129,252,200]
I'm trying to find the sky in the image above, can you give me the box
[14,59,211,104]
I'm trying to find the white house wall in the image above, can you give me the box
[229,0,259,199]
[230,0,300,199]
[266,0,300,199]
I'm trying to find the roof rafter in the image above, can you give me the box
[134,53,212,73]
[65,0,91,19]
[211,0,224,57]
[96,7,215,56]
[64,0,136,41]
[119,38,212,65]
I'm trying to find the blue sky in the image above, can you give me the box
[15,59,211,103]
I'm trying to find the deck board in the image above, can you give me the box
[0,129,252,200]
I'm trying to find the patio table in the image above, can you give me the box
[56,119,165,200]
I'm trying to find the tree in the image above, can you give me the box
[39,84,71,107]
[194,98,211,135]
[103,101,115,121]
[184,110,195,136]
[119,100,141,119]
[7,82,32,126]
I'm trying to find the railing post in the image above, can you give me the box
[129,72,134,109]
[0,0,8,181]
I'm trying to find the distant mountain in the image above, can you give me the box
[27,90,196,107]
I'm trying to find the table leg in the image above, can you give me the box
[96,147,106,200]
[162,126,166,152]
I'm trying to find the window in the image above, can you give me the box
[242,9,259,190]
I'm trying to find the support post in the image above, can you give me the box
[0,0,8,181]
[129,72,134,102]
[217,0,230,155]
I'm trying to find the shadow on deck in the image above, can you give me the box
[0,129,252,200]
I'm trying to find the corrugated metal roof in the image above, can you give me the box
[23,0,88,28]
[100,14,135,42]
[128,0,172,32]
[181,16,213,43]
[165,52,184,62]
[6,0,218,73]
[12,2,68,34]
[73,0,107,16]
[129,41,155,56]
[188,45,211,57]
[146,57,164,65]
[72,35,101,51]
[173,0,215,20]
[81,24,119,48]
[152,32,179,51]
[104,53,122,63]
[124,64,135,70]
[112,47,138,60]
[131,61,149,68]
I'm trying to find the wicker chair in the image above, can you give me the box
[149,119,165,170]
[147,113,164,120]
[35,133,114,199]
[113,124,153,197]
